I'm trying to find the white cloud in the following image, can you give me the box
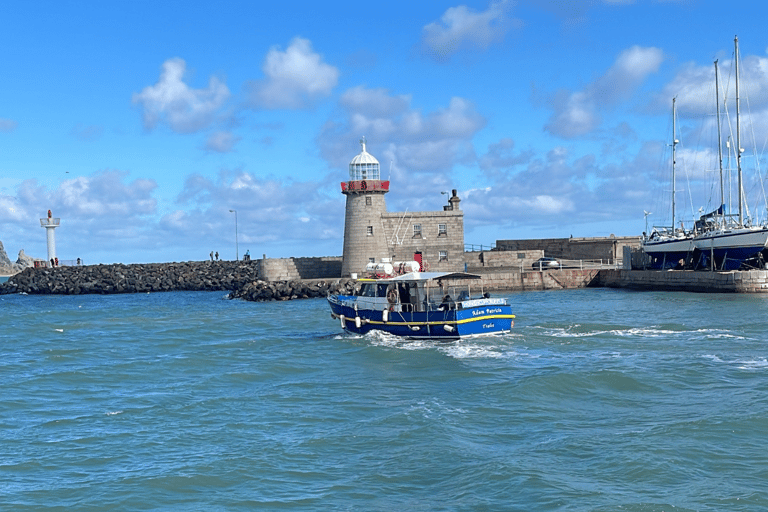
[421,0,520,61]
[521,194,574,214]
[204,131,240,153]
[247,37,339,109]
[0,171,161,263]
[173,170,343,249]
[132,58,230,133]
[322,87,484,168]
[657,54,768,115]
[545,45,663,138]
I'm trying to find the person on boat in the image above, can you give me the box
[439,294,454,311]
[398,283,411,311]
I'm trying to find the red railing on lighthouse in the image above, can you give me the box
[340,180,390,193]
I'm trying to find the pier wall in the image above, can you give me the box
[463,250,544,270]
[469,268,601,291]
[495,236,640,264]
[0,261,354,300]
[259,256,342,281]
[595,269,768,293]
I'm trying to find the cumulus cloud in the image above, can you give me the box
[22,171,158,217]
[320,86,485,173]
[656,54,768,115]
[132,58,230,133]
[545,45,664,138]
[0,118,18,132]
[246,37,339,109]
[174,170,342,247]
[0,171,161,263]
[421,0,521,61]
[204,131,241,153]
[478,138,535,176]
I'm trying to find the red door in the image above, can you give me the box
[414,252,423,271]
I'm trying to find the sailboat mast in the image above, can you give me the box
[715,60,725,212]
[735,35,744,225]
[671,97,677,231]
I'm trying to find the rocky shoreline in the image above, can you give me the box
[0,261,355,301]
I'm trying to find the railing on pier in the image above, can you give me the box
[467,259,621,274]
[464,243,496,252]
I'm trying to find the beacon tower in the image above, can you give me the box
[341,138,390,276]
[40,209,60,265]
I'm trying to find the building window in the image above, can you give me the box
[439,250,448,261]
[365,196,372,206]
[367,226,373,236]
[413,224,422,237]
[438,223,447,236]
[518,253,525,259]
[369,257,375,263]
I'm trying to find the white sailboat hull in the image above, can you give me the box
[641,236,694,269]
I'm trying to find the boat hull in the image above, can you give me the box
[641,237,693,270]
[692,227,768,270]
[327,295,514,340]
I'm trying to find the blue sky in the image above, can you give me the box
[3,0,768,264]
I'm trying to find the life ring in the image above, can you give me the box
[386,284,397,304]
[361,180,367,190]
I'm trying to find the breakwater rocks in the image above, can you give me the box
[0,261,355,301]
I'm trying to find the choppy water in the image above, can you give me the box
[2,288,768,511]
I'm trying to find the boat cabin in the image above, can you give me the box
[352,272,489,313]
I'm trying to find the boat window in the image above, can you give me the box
[376,283,389,297]
[359,284,376,297]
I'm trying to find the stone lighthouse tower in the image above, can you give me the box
[341,137,390,276]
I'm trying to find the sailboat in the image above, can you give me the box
[691,36,768,271]
[641,98,694,269]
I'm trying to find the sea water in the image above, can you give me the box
[1,288,767,511]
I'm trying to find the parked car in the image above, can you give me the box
[532,257,561,270]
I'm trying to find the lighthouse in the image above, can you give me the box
[341,138,391,276]
[40,209,60,266]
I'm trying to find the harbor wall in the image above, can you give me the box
[259,256,342,281]
[471,269,601,291]
[0,261,354,300]
[463,250,545,270]
[8,261,768,297]
[594,269,768,293]
[495,236,640,264]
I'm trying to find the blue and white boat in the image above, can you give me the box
[327,271,514,340]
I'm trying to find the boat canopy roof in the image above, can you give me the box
[358,271,481,283]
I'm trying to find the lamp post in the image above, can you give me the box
[229,209,239,261]
[644,210,652,236]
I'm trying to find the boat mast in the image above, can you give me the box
[671,97,678,232]
[715,60,725,217]
[735,35,744,225]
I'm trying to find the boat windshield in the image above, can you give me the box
[357,283,390,297]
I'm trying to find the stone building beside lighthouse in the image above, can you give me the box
[341,138,465,276]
